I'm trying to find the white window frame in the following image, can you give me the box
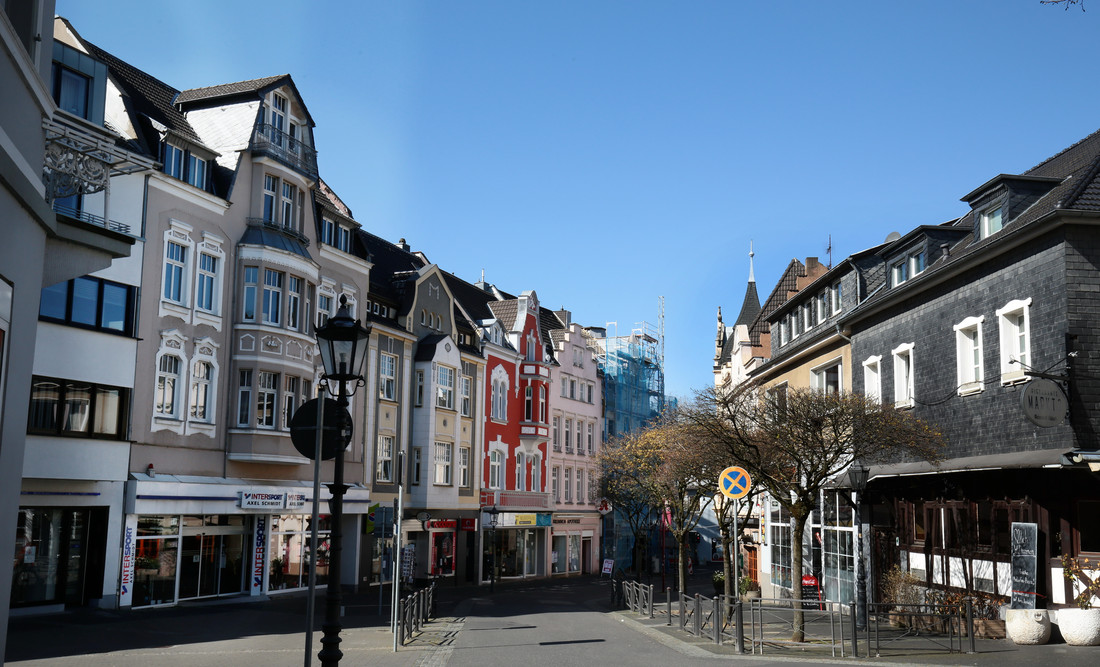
[997,298,1032,385]
[565,418,573,453]
[376,435,394,482]
[564,467,573,502]
[379,353,397,401]
[892,342,915,409]
[552,415,561,451]
[489,450,503,489]
[461,375,472,416]
[524,385,533,421]
[237,369,253,427]
[195,252,218,313]
[434,441,453,485]
[414,370,424,407]
[321,217,335,245]
[531,455,541,492]
[242,266,259,322]
[811,359,842,394]
[459,445,471,487]
[862,355,882,404]
[515,452,526,491]
[256,370,279,429]
[980,205,1004,239]
[954,315,985,395]
[262,269,283,326]
[263,174,277,221]
[587,422,594,454]
[188,358,214,424]
[831,281,843,314]
[576,468,584,504]
[155,353,182,419]
[552,466,560,502]
[436,365,455,410]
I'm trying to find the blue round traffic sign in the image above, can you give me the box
[719,466,752,500]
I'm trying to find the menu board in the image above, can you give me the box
[1010,522,1038,609]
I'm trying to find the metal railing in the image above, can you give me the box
[53,202,132,236]
[867,600,974,656]
[250,123,319,179]
[396,582,436,646]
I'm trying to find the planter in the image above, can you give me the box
[1006,609,1051,645]
[740,590,761,603]
[1056,608,1100,646]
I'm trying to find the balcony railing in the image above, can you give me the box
[53,202,133,236]
[480,490,551,510]
[250,123,318,180]
[246,217,310,246]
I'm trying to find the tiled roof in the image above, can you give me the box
[734,280,761,327]
[441,273,498,323]
[175,74,288,105]
[79,39,206,153]
[487,301,519,331]
[747,259,805,348]
[316,179,355,221]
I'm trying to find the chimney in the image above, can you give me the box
[397,238,410,252]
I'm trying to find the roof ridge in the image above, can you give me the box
[177,74,288,98]
[1024,125,1100,175]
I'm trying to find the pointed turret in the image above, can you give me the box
[735,243,761,327]
[714,306,726,361]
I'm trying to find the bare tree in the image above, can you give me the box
[1041,0,1085,10]
[597,430,659,577]
[683,385,944,641]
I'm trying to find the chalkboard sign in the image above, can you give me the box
[800,574,823,610]
[1010,522,1038,610]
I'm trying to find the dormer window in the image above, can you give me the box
[51,42,106,124]
[891,250,926,286]
[980,206,1003,238]
[162,143,208,190]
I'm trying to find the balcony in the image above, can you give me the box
[53,201,133,236]
[480,490,551,510]
[250,123,318,180]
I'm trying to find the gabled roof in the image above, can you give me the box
[175,74,316,126]
[355,230,427,305]
[747,258,806,348]
[487,301,519,332]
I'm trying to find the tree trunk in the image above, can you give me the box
[791,513,807,643]
[677,533,688,592]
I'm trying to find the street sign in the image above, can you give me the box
[289,397,352,460]
[719,465,752,500]
[596,498,613,515]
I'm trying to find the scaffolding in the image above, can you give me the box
[588,313,666,441]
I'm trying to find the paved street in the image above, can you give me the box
[6,574,1100,666]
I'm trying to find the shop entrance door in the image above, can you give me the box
[179,516,246,600]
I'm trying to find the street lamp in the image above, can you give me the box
[847,459,870,632]
[486,505,500,593]
[315,295,371,667]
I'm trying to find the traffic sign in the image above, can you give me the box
[719,466,752,500]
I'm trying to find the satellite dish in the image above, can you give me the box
[885,231,902,243]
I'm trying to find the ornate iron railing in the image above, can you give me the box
[250,123,318,179]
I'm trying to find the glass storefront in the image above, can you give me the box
[130,514,248,607]
[11,507,104,608]
[821,491,855,604]
[551,534,582,574]
[132,515,179,607]
[268,513,330,591]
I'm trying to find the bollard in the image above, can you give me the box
[966,599,975,654]
[735,600,745,654]
[714,596,722,645]
[694,594,702,637]
[666,587,673,626]
[850,603,859,658]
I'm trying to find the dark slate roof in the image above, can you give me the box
[239,225,312,259]
[441,273,498,323]
[414,334,450,362]
[355,230,427,304]
[747,259,805,348]
[78,39,205,153]
[175,74,286,105]
[734,280,760,327]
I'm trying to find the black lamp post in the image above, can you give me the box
[847,459,870,632]
[315,295,370,667]
[486,505,500,593]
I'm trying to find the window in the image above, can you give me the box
[587,384,594,403]
[163,144,184,179]
[526,332,537,361]
[576,420,584,455]
[459,446,471,487]
[811,360,841,394]
[189,361,212,422]
[52,64,90,118]
[436,365,455,409]
[195,253,218,313]
[803,302,814,331]
[242,267,258,322]
[577,469,584,504]
[263,175,277,221]
[892,250,926,286]
[531,456,541,492]
[770,499,793,590]
[282,182,297,229]
[163,241,187,304]
[28,377,127,439]
[489,450,503,489]
[262,269,283,325]
[435,442,453,485]
[461,375,472,416]
[321,218,335,246]
[980,206,1004,238]
[767,383,788,419]
[862,355,882,403]
[379,353,397,401]
[39,276,134,335]
[375,435,394,482]
[515,452,526,491]
[539,386,547,423]
[891,260,908,286]
[816,291,828,321]
[892,342,915,409]
[954,316,985,394]
[565,418,573,453]
[564,468,573,502]
[524,386,533,421]
[237,370,252,426]
[317,292,333,328]
[285,276,301,330]
[561,377,568,397]
[588,422,595,454]
[552,416,561,451]
[831,281,843,314]
[257,371,278,428]
[155,355,181,418]
[573,348,584,367]
[186,153,207,189]
[910,250,926,277]
[414,370,424,407]
[271,94,286,133]
[411,448,422,485]
[491,376,507,420]
[552,466,561,502]
[282,376,300,430]
[570,379,576,399]
[997,298,1031,384]
[336,226,351,252]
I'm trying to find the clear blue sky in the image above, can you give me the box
[59,1,1099,400]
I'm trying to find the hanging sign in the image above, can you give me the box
[1020,379,1067,428]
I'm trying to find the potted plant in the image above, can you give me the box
[1057,555,1100,646]
[712,570,725,597]
[739,575,761,602]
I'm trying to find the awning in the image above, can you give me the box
[868,447,1068,481]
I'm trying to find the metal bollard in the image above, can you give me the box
[850,603,858,658]
[966,599,975,654]
[694,594,702,637]
[666,587,673,626]
[714,596,722,645]
[734,600,745,654]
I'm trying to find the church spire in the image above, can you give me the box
[735,242,761,328]
[748,240,756,284]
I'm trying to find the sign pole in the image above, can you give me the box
[732,498,740,586]
[392,451,404,647]
[305,392,325,667]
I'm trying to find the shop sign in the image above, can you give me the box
[460,518,477,531]
[537,513,552,527]
[1020,378,1067,428]
[120,525,134,596]
[239,492,287,509]
[286,493,307,509]
[515,513,536,526]
[252,518,266,593]
[428,519,457,529]
[552,517,582,525]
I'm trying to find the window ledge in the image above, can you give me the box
[894,399,914,410]
[1001,371,1029,386]
[957,382,984,397]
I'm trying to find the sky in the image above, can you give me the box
[58,1,1100,401]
